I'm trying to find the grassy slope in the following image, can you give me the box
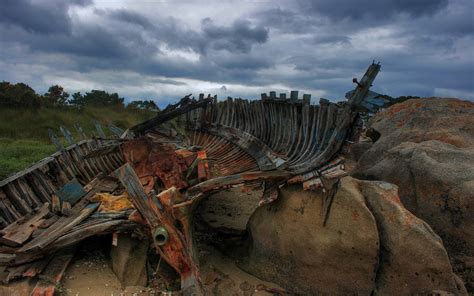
[0,106,154,179]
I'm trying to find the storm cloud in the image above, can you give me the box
[0,0,472,105]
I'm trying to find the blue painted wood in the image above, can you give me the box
[55,179,86,206]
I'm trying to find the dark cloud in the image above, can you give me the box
[0,0,92,34]
[95,8,154,29]
[201,18,269,53]
[90,11,269,55]
[297,0,449,21]
[0,0,472,102]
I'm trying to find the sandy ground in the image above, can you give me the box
[60,245,153,296]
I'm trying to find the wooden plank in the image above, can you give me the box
[55,179,86,206]
[18,202,99,252]
[0,253,16,264]
[0,190,22,222]
[0,195,15,224]
[0,203,50,247]
[187,170,291,198]
[51,195,61,214]
[51,220,137,251]
[131,95,213,135]
[16,178,42,208]
[25,173,51,203]
[31,247,75,296]
[17,176,113,253]
[114,164,161,227]
[4,183,32,215]
[61,202,72,216]
[3,256,52,284]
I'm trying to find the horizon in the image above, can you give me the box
[1,0,473,106]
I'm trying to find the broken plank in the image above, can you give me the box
[187,170,291,198]
[3,256,52,284]
[0,203,50,247]
[18,203,99,252]
[30,247,75,296]
[51,219,138,251]
[61,201,72,216]
[0,253,16,264]
[114,164,161,228]
[18,175,116,253]
[51,195,61,214]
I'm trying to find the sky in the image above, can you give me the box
[0,0,473,106]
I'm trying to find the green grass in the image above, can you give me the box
[0,106,155,179]
[0,138,56,179]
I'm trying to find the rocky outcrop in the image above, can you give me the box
[243,177,466,295]
[354,98,474,255]
[361,180,466,295]
[110,234,148,287]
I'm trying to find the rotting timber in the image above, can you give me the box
[0,62,381,295]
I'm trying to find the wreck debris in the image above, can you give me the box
[0,62,382,294]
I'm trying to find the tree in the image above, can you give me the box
[69,92,85,107]
[0,81,42,108]
[127,100,160,111]
[69,90,125,108]
[44,85,69,106]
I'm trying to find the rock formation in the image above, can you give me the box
[354,98,474,253]
[244,177,467,295]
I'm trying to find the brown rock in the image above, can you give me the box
[360,180,465,295]
[243,177,466,295]
[110,234,148,287]
[243,177,380,295]
[354,98,474,255]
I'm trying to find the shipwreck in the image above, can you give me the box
[0,63,381,295]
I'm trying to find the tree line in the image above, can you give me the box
[0,81,159,111]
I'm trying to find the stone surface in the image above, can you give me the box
[197,187,261,235]
[354,98,474,255]
[360,180,464,295]
[243,176,466,295]
[110,234,149,287]
[243,177,380,295]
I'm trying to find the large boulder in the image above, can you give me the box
[110,234,148,287]
[354,98,474,254]
[243,177,465,295]
[360,180,466,295]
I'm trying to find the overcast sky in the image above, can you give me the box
[0,0,473,106]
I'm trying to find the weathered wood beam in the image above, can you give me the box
[187,170,292,199]
[114,164,161,228]
[191,124,287,171]
[348,62,381,107]
[131,95,213,135]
